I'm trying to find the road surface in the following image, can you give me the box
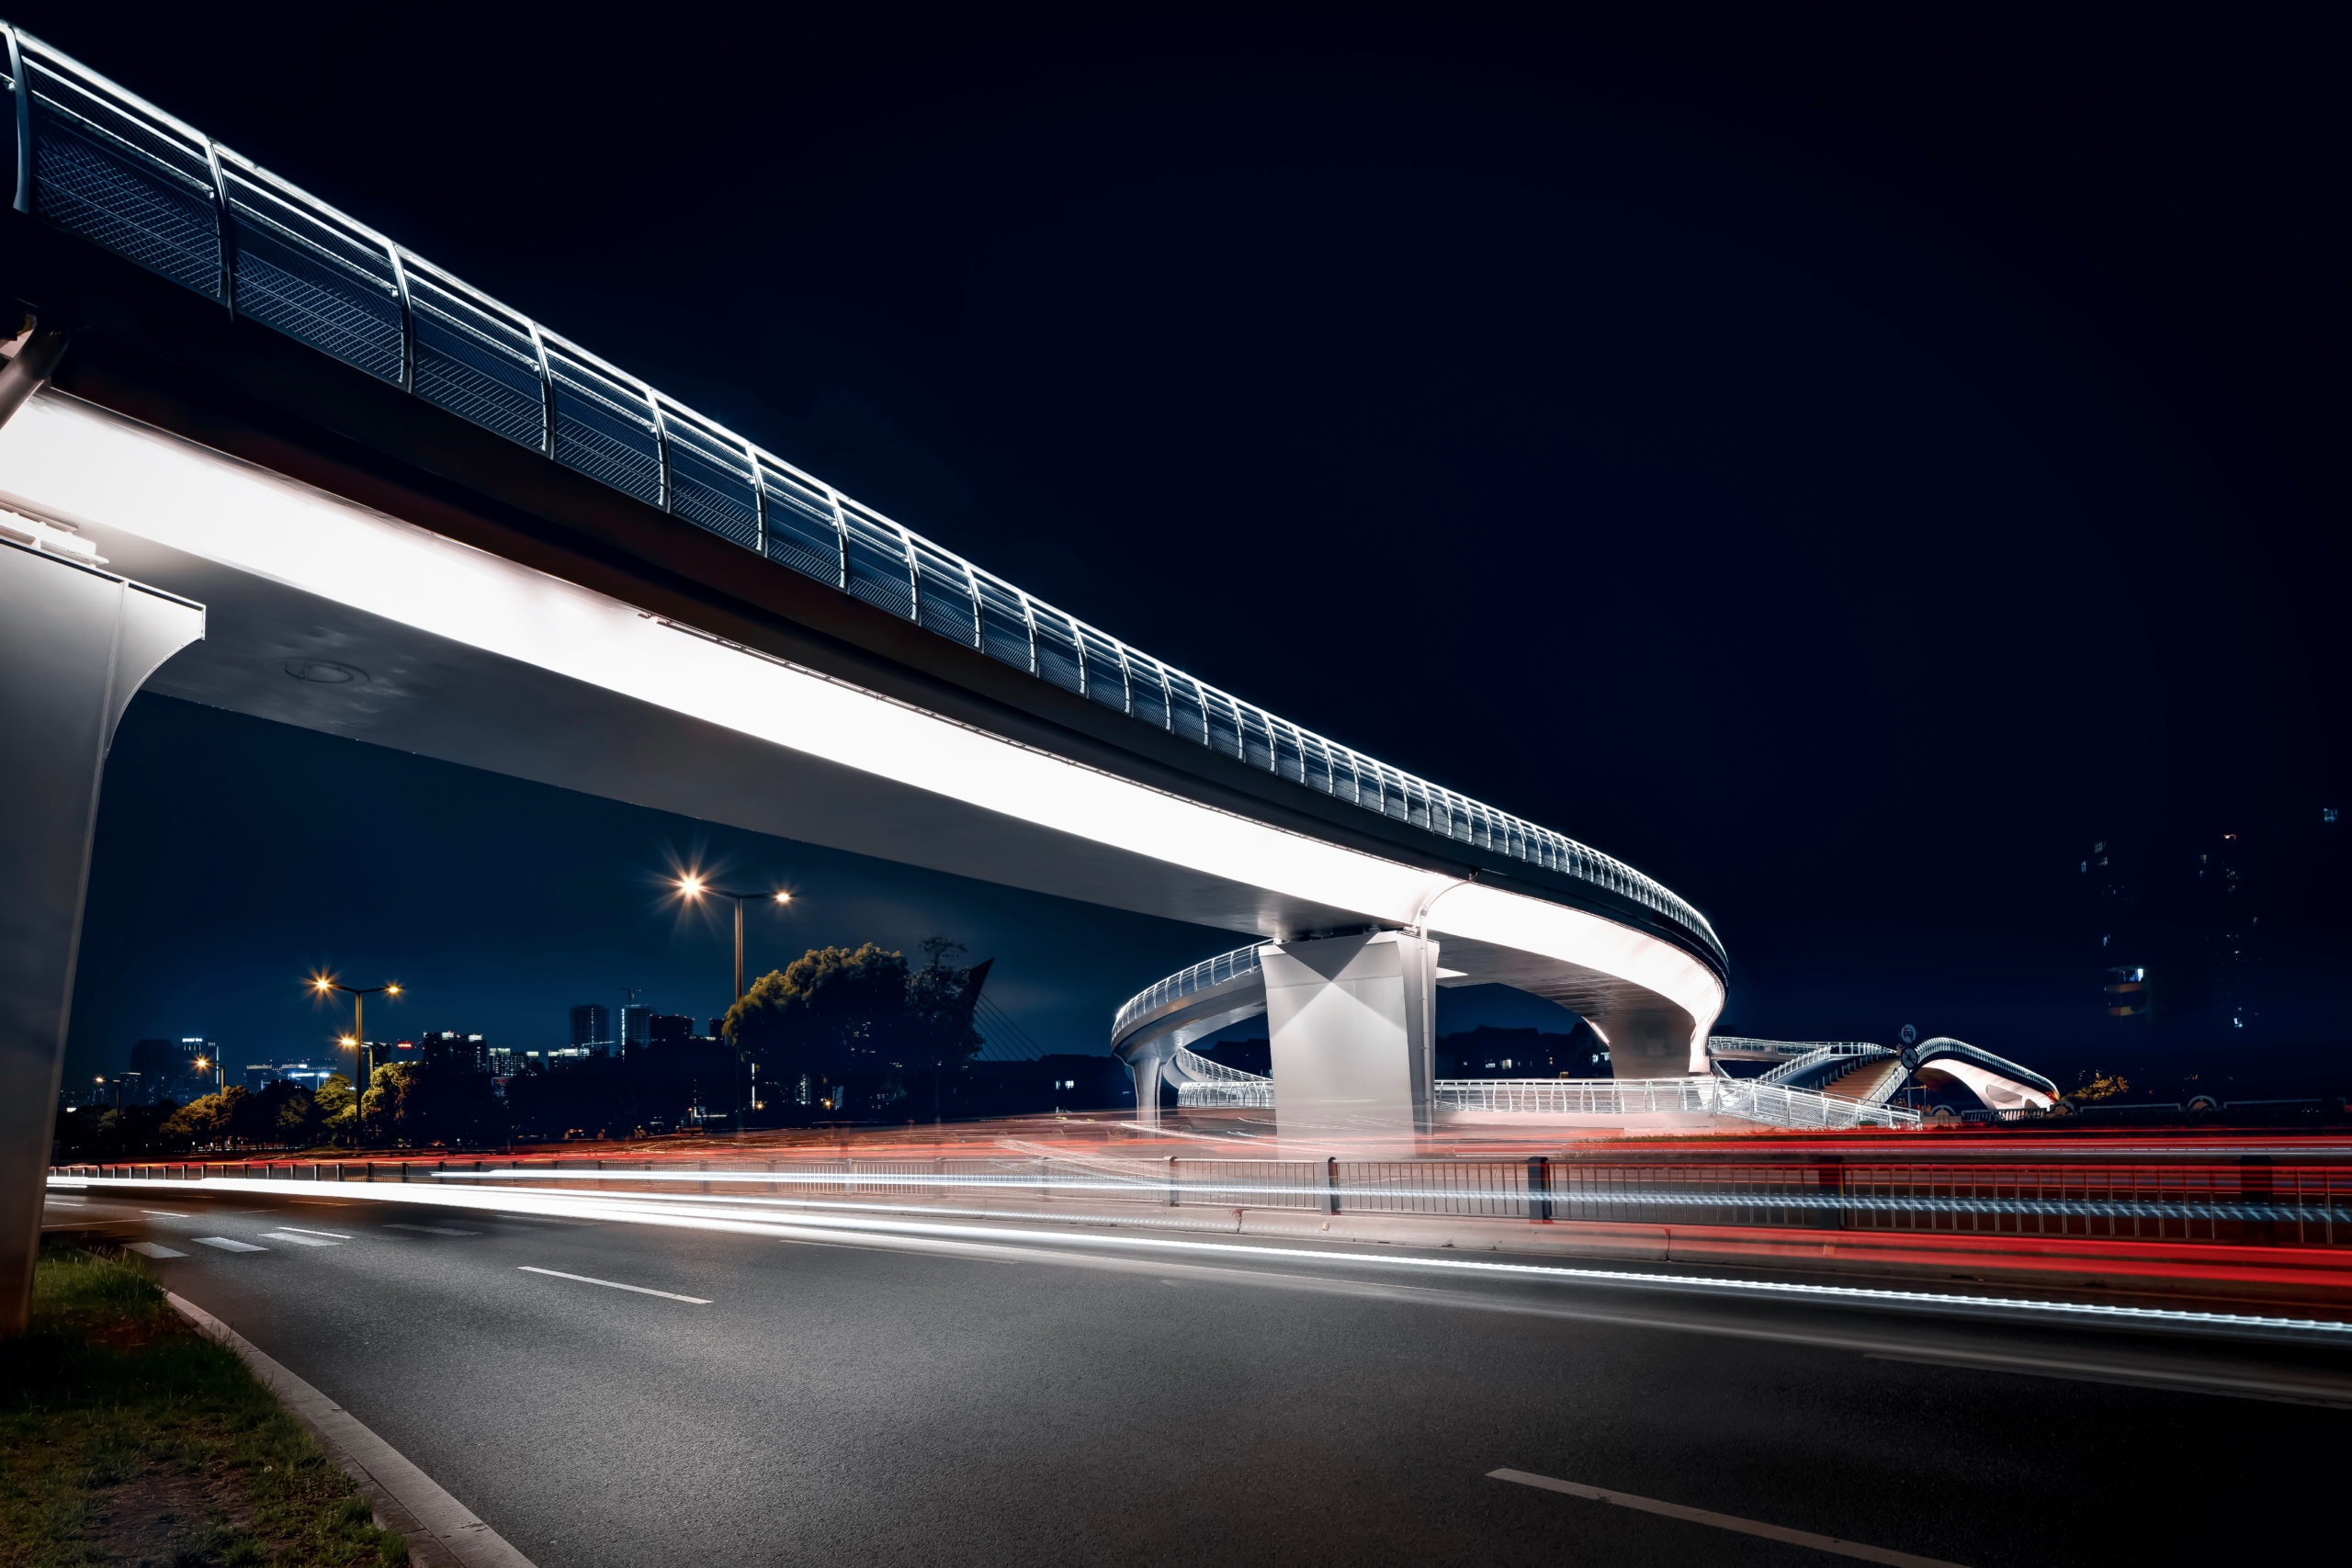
[49,1184,2352,1567]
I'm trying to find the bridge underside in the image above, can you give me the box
[0,387,1723,1032]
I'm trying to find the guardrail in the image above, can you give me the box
[1432,1077,1921,1131]
[0,24,1724,972]
[53,1151,2352,1247]
[1114,944,1263,1043]
[1756,1043,1889,1087]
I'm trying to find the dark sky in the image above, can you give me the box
[40,4,2349,1091]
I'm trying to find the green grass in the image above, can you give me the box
[0,1244,408,1567]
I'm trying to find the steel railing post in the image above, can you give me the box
[1529,1156,1551,1224]
[1325,1156,1340,1216]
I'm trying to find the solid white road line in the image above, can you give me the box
[194,1237,266,1253]
[1488,1470,1968,1567]
[168,1292,539,1568]
[126,1242,186,1258]
[140,1210,189,1217]
[262,1232,342,1247]
[273,1225,354,1239]
[385,1224,480,1235]
[516,1266,710,1303]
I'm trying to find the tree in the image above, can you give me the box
[904,938,989,1122]
[725,943,910,1111]
[164,1089,243,1148]
[314,1073,356,1145]
[356,1058,501,1146]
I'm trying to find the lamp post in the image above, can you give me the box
[192,1055,223,1093]
[311,976,402,1126]
[673,875,793,1134]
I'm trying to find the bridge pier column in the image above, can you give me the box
[1261,931,1435,1155]
[1119,1037,1179,1129]
[1591,1010,1702,1078]
[0,542,201,1333]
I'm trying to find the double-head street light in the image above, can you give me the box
[673,875,793,1005]
[673,875,794,1135]
[311,975,402,1090]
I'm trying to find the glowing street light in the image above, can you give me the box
[671,876,795,1005]
[670,874,797,1137]
[311,975,404,1095]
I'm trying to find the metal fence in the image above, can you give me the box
[0,24,1723,972]
[1430,1077,1921,1131]
[1113,944,1263,1042]
[51,1153,2352,1247]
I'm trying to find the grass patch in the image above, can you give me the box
[0,1243,408,1567]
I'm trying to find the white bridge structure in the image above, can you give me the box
[1114,946,2057,1134]
[0,28,1728,1326]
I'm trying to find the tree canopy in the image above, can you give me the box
[723,939,987,1112]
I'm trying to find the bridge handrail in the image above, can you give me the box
[1112,944,1265,1043]
[0,26,1723,974]
[1434,1076,1920,1131]
[1756,1043,1888,1087]
[1170,1045,1272,1086]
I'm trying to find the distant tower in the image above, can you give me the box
[569,1003,612,1051]
[618,989,651,1055]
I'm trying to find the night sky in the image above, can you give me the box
[38,5,2348,1094]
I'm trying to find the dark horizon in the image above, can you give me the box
[34,1,2349,1102]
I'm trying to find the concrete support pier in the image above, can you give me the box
[0,538,201,1332]
[1261,931,1436,1152]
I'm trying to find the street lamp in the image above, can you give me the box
[192,1055,223,1093]
[672,875,794,1134]
[311,975,402,1097]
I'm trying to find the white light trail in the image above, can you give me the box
[64,1176,2352,1338]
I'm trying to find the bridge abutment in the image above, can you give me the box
[0,540,201,1332]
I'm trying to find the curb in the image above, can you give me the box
[166,1292,538,1568]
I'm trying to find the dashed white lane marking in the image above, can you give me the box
[194,1237,266,1253]
[516,1266,710,1304]
[779,1236,1017,1262]
[385,1224,480,1236]
[126,1242,187,1259]
[1488,1470,1968,1567]
[262,1231,341,1247]
[272,1225,353,1239]
[140,1210,188,1217]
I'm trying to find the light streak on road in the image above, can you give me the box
[64,1174,2352,1340]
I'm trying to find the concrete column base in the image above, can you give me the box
[0,540,200,1332]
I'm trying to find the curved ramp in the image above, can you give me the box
[1906,1038,2057,1111]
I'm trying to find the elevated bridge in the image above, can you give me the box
[0,27,1724,1324]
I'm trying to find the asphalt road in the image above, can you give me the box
[52,1185,2352,1567]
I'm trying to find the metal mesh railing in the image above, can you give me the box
[1432,1077,1920,1131]
[1113,944,1263,1042]
[0,25,1724,975]
[1755,1043,1889,1086]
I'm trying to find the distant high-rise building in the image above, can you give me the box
[244,1063,334,1093]
[569,1003,612,1051]
[126,1039,189,1103]
[647,1013,694,1047]
[707,1018,727,1042]
[619,1005,652,1055]
[415,1031,489,1072]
